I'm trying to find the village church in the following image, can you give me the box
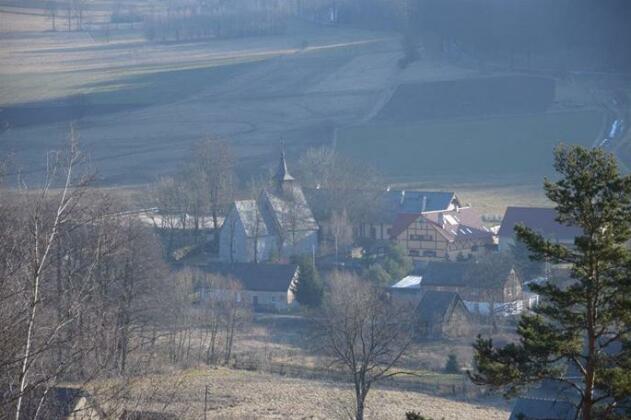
[219,150,318,263]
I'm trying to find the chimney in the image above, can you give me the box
[421,195,427,213]
[400,190,406,205]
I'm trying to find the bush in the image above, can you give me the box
[405,412,432,420]
[444,353,460,373]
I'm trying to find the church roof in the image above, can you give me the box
[233,200,272,238]
[262,188,318,233]
[274,150,295,183]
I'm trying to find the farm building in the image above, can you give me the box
[357,190,494,261]
[498,206,581,252]
[421,260,524,316]
[389,274,423,305]
[415,290,471,339]
[219,150,318,263]
[197,263,300,311]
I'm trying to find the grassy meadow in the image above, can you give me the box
[337,109,603,184]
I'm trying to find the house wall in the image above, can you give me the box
[281,229,318,259]
[240,290,296,311]
[357,223,392,241]
[393,218,489,262]
[442,302,472,338]
[394,218,448,259]
[204,288,296,311]
[418,302,471,339]
[219,209,248,262]
[246,235,277,263]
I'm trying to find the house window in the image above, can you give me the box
[408,249,419,256]
[410,234,432,241]
[423,250,437,257]
[271,296,277,302]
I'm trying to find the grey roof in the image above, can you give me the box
[374,190,458,224]
[233,200,272,238]
[416,290,465,322]
[201,263,298,292]
[422,261,515,288]
[262,187,318,233]
[509,398,577,420]
[498,207,582,241]
[421,262,470,287]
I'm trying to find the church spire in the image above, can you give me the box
[274,145,295,185]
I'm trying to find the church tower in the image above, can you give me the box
[273,149,296,197]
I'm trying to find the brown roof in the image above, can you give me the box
[498,207,582,241]
[390,213,421,238]
[390,207,492,243]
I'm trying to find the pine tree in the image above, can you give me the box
[470,145,631,420]
[291,256,323,308]
[444,353,460,374]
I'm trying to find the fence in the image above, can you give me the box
[230,356,484,400]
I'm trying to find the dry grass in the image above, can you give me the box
[96,367,510,419]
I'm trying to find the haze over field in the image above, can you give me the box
[1,0,630,193]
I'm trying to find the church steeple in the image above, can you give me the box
[274,147,296,195]
[274,147,294,180]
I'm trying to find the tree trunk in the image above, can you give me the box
[355,389,366,420]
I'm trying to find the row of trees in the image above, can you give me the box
[0,134,257,419]
[0,138,178,419]
[142,0,290,42]
[150,138,234,257]
[46,0,87,32]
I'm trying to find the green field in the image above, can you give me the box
[337,110,604,183]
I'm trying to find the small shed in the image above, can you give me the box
[415,290,471,338]
[389,274,422,305]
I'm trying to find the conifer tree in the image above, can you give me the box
[291,255,323,308]
[470,145,631,420]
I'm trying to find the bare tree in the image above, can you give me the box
[192,138,234,247]
[296,146,384,230]
[13,136,91,420]
[1,134,175,419]
[46,1,58,31]
[318,273,413,420]
[329,208,352,262]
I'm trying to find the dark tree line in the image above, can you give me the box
[143,0,289,42]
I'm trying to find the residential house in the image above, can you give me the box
[219,150,318,262]
[358,190,494,261]
[198,263,300,311]
[498,206,582,252]
[421,261,524,316]
[415,290,471,338]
